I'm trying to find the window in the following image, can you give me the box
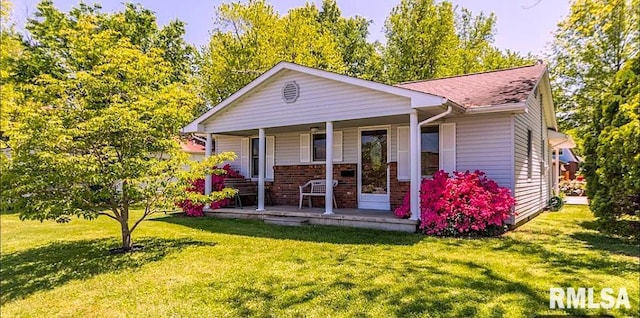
[527,129,533,180]
[251,138,259,178]
[312,133,326,161]
[421,126,439,176]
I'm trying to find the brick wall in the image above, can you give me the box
[389,162,410,211]
[271,163,411,211]
[272,164,357,208]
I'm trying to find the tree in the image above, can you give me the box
[583,54,639,239]
[0,0,23,144]
[549,0,639,147]
[199,0,346,104]
[318,0,383,81]
[5,1,219,251]
[383,0,533,83]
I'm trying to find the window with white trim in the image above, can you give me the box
[300,131,342,162]
[250,138,259,178]
[312,133,326,161]
[421,126,439,176]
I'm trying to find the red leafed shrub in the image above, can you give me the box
[394,170,516,236]
[176,164,243,217]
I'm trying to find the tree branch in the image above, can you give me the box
[99,212,119,221]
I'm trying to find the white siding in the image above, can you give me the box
[203,70,412,133]
[514,91,549,223]
[215,135,243,173]
[275,128,358,165]
[454,115,514,191]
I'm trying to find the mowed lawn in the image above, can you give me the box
[1,205,638,317]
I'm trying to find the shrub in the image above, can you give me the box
[176,164,243,216]
[394,170,516,236]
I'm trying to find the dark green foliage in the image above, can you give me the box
[583,54,639,241]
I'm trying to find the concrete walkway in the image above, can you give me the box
[565,196,588,205]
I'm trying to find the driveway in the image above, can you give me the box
[565,196,588,205]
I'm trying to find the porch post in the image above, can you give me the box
[204,133,213,196]
[257,128,266,211]
[409,111,420,220]
[324,121,334,215]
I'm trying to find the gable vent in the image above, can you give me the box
[282,81,300,103]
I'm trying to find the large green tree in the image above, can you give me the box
[549,0,639,146]
[383,0,533,83]
[317,0,383,80]
[199,0,383,104]
[583,54,639,239]
[3,1,221,251]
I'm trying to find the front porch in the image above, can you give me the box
[204,206,418,232]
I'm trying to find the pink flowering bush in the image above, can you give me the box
[176,164,243,217]
[394,170,516,236]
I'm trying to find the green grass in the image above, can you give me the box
[1,206,638,317]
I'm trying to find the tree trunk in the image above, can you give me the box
[120,220,132,250]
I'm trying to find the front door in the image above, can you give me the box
[358,128,390,210]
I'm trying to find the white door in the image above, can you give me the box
[358,127,390,210]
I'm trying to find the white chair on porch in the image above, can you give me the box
[299,179,338,209]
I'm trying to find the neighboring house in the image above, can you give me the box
[552,148,581,180]
[183,61,574,226]
[179,136,207,163]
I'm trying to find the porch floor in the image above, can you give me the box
[204,205,418,232]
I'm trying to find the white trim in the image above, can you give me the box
[409,112,419,220]
[240,138,250,178]
[257,128,266,212]
[510,115,516,195]
[439,123,456,174]
[182,62,447,133]
[357,125,391,211]
[396,126,410,181]
[300,133,310,163]
[325,121,334,215]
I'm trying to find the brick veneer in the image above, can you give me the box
[389,162,410,211]
[272,164,358,208]
[271,163,410,211]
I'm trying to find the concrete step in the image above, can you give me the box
[264,217,310,227]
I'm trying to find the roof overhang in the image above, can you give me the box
[548,129,576,149]
[182,62,447,133]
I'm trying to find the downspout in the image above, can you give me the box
[418,105,453,181]
[419,105,453,127]
[409,104,453,221]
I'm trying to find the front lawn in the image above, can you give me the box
[1,205,638,317]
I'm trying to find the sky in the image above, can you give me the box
[9,0,571,57]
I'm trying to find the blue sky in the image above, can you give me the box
[10,0,570,56]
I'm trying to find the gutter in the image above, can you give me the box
[419,105,453,127]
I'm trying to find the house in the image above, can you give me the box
[552,148,581,180]
[182,61,574,227]
[179,136,207,162]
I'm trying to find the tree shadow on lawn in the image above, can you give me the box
[490,237,638,276]
[570,232,640,258]
[0,237,215,305]
[209,259,587,318]
[153,215,425,246]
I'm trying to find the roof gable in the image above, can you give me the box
[183,62,446,133]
